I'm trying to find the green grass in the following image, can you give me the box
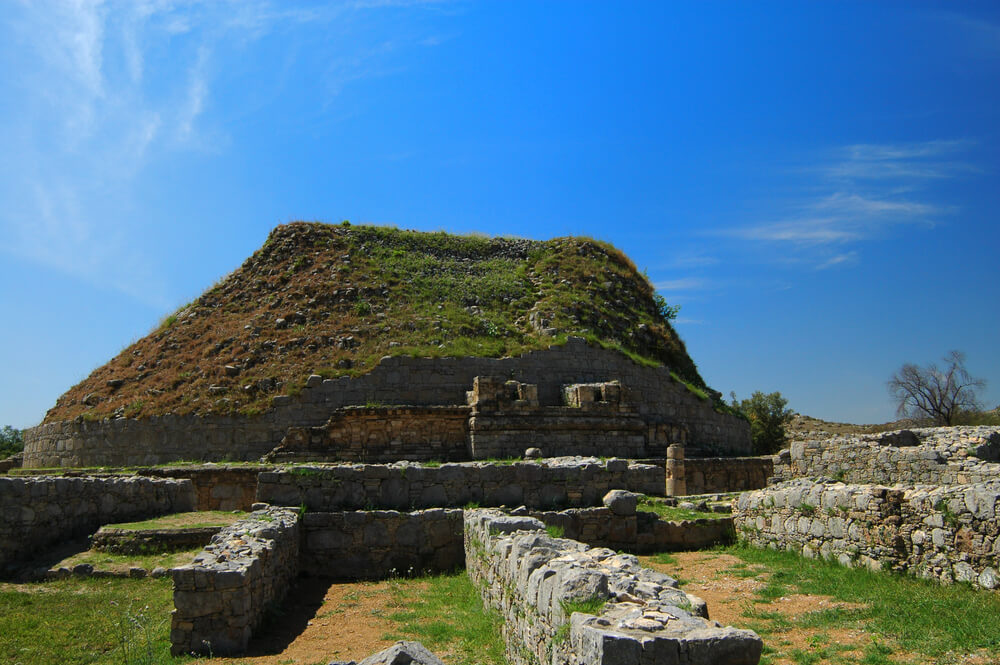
[102,511,246,531]
[0,577,179,665]
[637,496,730,521]
[724,542,1000,661]
[382,571,506,665]
[61,546,204,572]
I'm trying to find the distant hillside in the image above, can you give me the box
[45,222,710,422]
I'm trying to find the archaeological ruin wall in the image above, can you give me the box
[771,427,1000,486]
[734,478,1000,589]
[170,507,300,656]
[299,508,464,578]
[0,476,194,573]
[530,490,733,553]
[465,509,762,665]
[24,338,750,468]
[255,458,664,511]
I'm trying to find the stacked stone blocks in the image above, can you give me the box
[255,458,663,511]
[170,507,300,656]
[0,476,194,572]
[465,509,762,665]
[24,338,751,468]
[734,478,1000,588]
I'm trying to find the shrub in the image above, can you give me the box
[0,425,23,458]
[730,391,792,454]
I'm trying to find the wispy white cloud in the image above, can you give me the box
[716,139,966,269]
[655,277,708,292]
[0,0,451,306]
[816,252,858,271]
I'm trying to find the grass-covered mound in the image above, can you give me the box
[46,222,709,422]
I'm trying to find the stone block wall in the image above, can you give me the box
[684,456,774,495]
[25,338,750,468]
[170,507,300,656]
[773,427,1000,486]
[530,507,734,553]
[0,476,194,572]
[734,479,1000,588]
[271,406,470,463]
[299,509,464,578]
[12,465,267,512]
[465,509,762,665]
[256,458,663,511]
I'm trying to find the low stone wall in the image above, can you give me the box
[140,466,266,512]
[26,338,751,468]
[256,458,663,511]
[774,427,1000,486]
[300,509,464,578]
[734,478,1000,588]
[170,507,300,656]
[465,509,762,665]
[684,456,774,495]
[530,507,733,553]
[12,465,267,512]
[0,476,194,573]
[272,406,470,463]
[92,526,221,554]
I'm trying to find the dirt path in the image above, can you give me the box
[190,577,405,665]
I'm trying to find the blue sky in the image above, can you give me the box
[1,1,998,429]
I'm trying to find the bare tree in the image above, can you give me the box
[887,351,986,425]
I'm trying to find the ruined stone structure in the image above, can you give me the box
[24,338,750,468]
[255,457,663,511]
[170,507,300,655]
[465,509,762,665]
[0,476,194,573]
[734,478,1000,589]
[738,426,1000,590]
[771,426,1000,486]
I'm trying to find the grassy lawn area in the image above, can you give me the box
[644,544,1000,665]
[58,546,204,573]
[0,577,177,665]
[102,511,246,531]
[637,495,731,520]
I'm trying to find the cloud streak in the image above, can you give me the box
[715,139,967,269]
[0,0,449,307]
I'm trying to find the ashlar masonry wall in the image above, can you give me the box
[734,478,1000,588]
[465,509,762,665]
[0,476,194,573]
[299,508,464,578]
[255,458,663,511]
[771,427,1000,486]
[24,338,750,468]
[170,507,300,656]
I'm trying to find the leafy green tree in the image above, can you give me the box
[0,425,23,458]
[730,391,793,454]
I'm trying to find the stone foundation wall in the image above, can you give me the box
[25,338,750,468]
[92,526,220,554]
[11,465,267,512]
[170,507,300,656]
[774,427,1000,486]
[734,479,1000,588]
[256,458,663,511]
[272,406,470,463]
[684,456,774,495]
[465,509,762,665]
[530,507,734,553]
[0,476,194,572]
[299,509,464,578]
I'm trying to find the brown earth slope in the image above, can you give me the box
[45,222,711,422]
